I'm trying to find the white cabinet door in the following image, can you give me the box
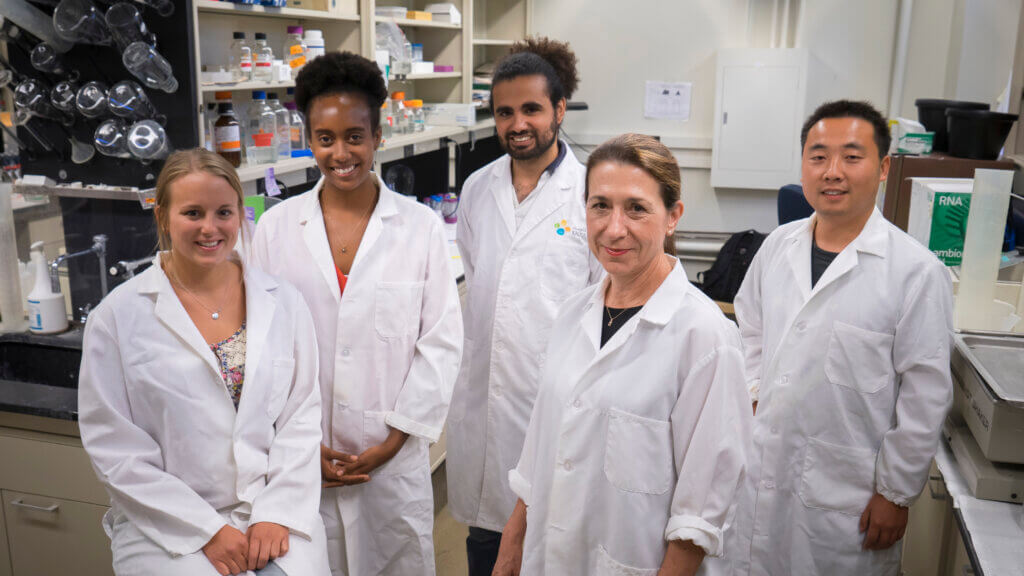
[718,64,801,173]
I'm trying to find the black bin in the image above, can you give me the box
[915,99,989,152]
[946,109,1018,160]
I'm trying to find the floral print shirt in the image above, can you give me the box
[210,323,246,409]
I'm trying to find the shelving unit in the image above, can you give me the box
[188,0,530,181]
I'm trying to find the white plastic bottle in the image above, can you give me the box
[266,92,291,158]
[252,32,274,82]
[230,31,253,82]
[284,26,307,79]
[304,29,325,62]
[26,241,68,334]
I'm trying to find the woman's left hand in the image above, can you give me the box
[246,522,290,571]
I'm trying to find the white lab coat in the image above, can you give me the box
[447,144,603,532]
[717,207,953,576]
[251,175,463,576]
[78,253,329,576]
[510,260,753,575]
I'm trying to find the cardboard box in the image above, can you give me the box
[424,103,476,127]
[406,10,433,20]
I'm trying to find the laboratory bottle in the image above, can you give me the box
[285,26,306,78]
[214,102,242,167]
[246,90,277,165]
[204,102,217,151]
[230,31,253,82]
[390,91,407,134]
[304,29,325,62]
[267,92,291,158]
[283,101,306,153]
[407,99,425,132]
[253,33,274,82]
[380,102,393,140]
[400,99,416,134]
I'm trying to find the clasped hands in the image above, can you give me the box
[202,521,289,575]
[321,428,410,488]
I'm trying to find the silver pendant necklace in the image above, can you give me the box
[167,261,238,320]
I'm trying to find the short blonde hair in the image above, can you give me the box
[153,148,244,251]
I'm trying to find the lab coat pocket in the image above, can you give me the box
[362,410,422,478]
[825,321,895,394]
[798,437,877,516]
[604,408,674,495]
[375,281,425,339]
[267,358,295,420]
[594,545,659,576]
[539,241,588,301]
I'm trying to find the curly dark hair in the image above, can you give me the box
[491,36,579,109]
[294,51,388,132]
[800,100,891,159]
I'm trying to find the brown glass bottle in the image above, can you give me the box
[214,102,242,167]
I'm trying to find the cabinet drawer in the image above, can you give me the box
[2,490,112,576]
[0,433,108,506]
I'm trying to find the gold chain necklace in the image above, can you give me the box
[605,305,632,327]
[324,191,377,255]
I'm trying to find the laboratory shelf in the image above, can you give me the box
[472,38,516,46]
[389,71,462,81]
[195,0,360,22]
[380,126,465,150]
[200,79,296,93]
[235,156,317,183]
[374,16,462,30]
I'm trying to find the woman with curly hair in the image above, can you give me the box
[445,36,603,576]
[251,52,463,576]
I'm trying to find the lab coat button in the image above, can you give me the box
[493,387,503,398]
[781,375,789,384]
[341,348,351,357]
[771,426,779,434]
[494,341,505,352]
[796,321,807,331]
[563,460,573,471]
[763,480,775,489]
[572,399,581,409]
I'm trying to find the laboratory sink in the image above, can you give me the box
[0,332,83,389]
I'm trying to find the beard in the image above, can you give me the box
[501,117,560,161]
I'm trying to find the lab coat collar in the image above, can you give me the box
[298,173,398,303]
[137,252,278,386]
[491,141,582,240]
[581,257,688,354]
[783,206,889,300]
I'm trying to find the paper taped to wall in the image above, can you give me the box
[644,81,692,120]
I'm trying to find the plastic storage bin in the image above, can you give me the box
[915,99,989,152]
[946,109,1018,160]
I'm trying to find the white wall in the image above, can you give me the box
[531,0,1019,234]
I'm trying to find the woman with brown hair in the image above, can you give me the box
[493,134,753,576]
[79,148,329,576]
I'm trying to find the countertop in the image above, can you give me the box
[0,328,82,422]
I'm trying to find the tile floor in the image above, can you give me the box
[433,506,470,576]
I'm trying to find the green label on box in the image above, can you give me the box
[929,191,971,265]
[244,196,265,224]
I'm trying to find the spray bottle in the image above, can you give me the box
[27,241,68,334]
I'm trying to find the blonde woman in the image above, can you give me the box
[79,148,330,576]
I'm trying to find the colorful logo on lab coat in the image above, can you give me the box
[555,219,572,235]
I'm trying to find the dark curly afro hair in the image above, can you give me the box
[294,51,388,132]
[491,36,579,110]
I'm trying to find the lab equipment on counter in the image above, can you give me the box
[27,240,68,334]
[252,32,273,82]
[943,418,1024,504]
[122,41,178,93]
[230,31,253,82]
[214,102,242,167]
[284,26,306,78]
[956,169,1017,332]
[0,183,28,333]
[907,178,974,266]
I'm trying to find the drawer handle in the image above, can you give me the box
[11,499,59,513]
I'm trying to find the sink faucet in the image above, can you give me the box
[50,234,108,298]
[109,254,155,279]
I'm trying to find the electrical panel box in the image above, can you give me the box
[711,48,838,190]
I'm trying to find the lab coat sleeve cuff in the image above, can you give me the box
[876,483,915,508]
[248,510,313,542]
[385,411,442,443]
[664,515,724,558]
[164,514,229,557]
[508,469,531,506]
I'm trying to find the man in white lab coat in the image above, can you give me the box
[721,100,953,575]
[445,37,602,576]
